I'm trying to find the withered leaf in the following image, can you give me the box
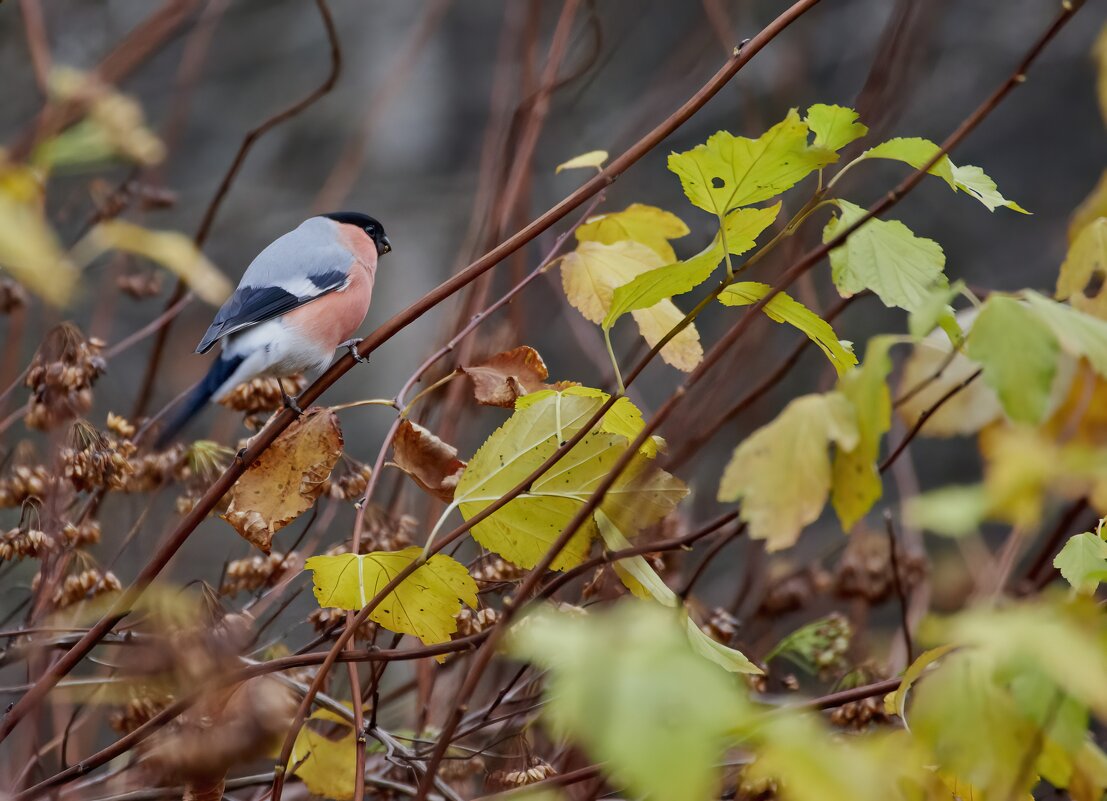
[393,420,466,502]
[222,408,343,552]
[461,345,550,408]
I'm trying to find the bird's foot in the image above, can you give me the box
[340,338,370,364]
[281,389,304,416]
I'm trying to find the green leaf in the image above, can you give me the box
[561,240,703,371]
[718,281,857,376]
[855,137,1027,213]
[595,510,760,674]
[940,599,1107,718]
[831,337,894,529]
[858,137,957,185]
[952,163,1030,213]
[604,204,780,328]
[909,650,1037,798]
[718,393,858,551]
[887,644,957,721]
[966,295,1060,424]
[824,199,947,314]
[304,547,477,652]
[1010,670,1089,787]
[1057,217,1107,320]
[515,385,660,457]
[455,389,687,570]
[576,203,689,262]
[667,109,835,216]
[1053,531,1107,595]
[804,104,868,152]
[908,280,965,341]
[1024,291,1107,377]
[507,602,749,801]
[904,484,989,537]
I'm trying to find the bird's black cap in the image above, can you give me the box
[322,211,391,256]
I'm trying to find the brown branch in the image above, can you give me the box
[878,368,982,473]
[883,509,914,664]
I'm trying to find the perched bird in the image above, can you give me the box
[155,212,391,446]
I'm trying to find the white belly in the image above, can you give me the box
[212,318,334,400]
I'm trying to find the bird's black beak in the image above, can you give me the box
[379,235,392,255]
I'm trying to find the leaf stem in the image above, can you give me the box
[603,328,626,395]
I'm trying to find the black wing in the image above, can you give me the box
[195,269,348,353]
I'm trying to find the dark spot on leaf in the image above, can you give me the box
[1085,269,1106,299]
[711,177,725,189]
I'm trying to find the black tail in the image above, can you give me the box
[153,354,243,449]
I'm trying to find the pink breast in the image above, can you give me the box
[283,261,374,350]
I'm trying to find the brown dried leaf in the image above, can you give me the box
[393,420,466,502]
[222,409,343,552]
[461,346,550,408]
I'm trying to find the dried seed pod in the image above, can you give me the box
[218,375,305,415]
[221,552,299,595]
[757,566,832,617]
[486,758,556,790]
[453,607,500,638]
[110,690,173,734]
[329,463,373,501]
[0,465,52,507]
[828,696,892,730]
[703,607,740,645]
[307,606,377,641]
[472,556,527,584]
[50,568,122,609]
[0,527,54,561]
[24,324,106,430]
[116,271,163,299]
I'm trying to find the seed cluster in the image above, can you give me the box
[221,551,299,595]
[486,758,556,790]
[0,465,52,507]
[0,520,99,562]
[24,325,106,430]
[454,607,500,637]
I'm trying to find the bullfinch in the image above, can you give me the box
[155,211,391,446]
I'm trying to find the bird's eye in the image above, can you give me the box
[365,225,376,236]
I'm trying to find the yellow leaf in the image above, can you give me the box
[719,281,857,376]
[831,337,894,529]
[804,104,868,152]
[576,203,689,262]
[289,711,357,800]
[718,393,858,550]
[1069,170,1107,242]
[561,240,702,371]
[555,149,608,173]
[304,546,476,653]
[223,409,343,552]
[455,389,687,571]
[605,204,781,328]
[0,168,78,306]
[1058,218,1107,320]
[668,109,835,215]
[83,220,231,305]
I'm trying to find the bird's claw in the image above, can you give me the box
[340,338,370,364]
[281,390,304,416]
